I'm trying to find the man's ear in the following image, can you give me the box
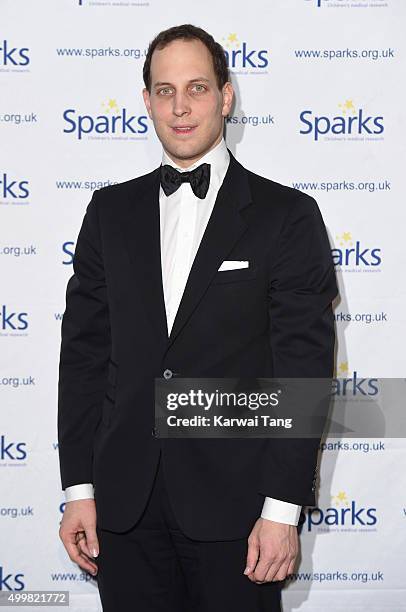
[221,81,234,117]
[142,87,152,119]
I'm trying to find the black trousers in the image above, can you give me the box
[96,453,282,611]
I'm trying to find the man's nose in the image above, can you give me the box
[172,93,191,116]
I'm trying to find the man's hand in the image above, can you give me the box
[59,499,99,576]
[244,518,298,583]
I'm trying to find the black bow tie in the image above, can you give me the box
[160,163,211,199]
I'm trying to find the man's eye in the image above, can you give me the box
[192,84,206,93]
[158,88,173,95]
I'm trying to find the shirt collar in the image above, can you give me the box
[161,137,230,191]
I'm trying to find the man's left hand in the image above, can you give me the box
[244,518,299,583]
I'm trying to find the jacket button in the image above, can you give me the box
[152,427,157,437]
[163,369,173,380]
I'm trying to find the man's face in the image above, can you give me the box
[143,38,233,168]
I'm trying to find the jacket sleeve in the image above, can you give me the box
[259,193,338,507]
[57,190,111,489]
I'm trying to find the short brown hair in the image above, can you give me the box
[143,24,229,93]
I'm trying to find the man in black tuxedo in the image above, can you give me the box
[58,23,338,612]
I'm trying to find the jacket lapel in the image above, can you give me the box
[120,167,169,352]
[120,149,253,352]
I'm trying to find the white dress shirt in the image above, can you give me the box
[64,138,302,527]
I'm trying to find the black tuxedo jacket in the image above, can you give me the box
[58,149,338,540]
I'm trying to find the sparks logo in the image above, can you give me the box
[62,241,75,265]
[300,99,384,141]
[0,40,30,67]
[0,435,27,462]
[221,33,269,71]
[0,305,29,332]
[333,362,379,396]
[0,565,25,591]
[304,490,378,532]
[63,98,149,140]
[0,173,29,201]
[332,232,382,269]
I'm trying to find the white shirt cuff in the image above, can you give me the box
[64,483,94,503]
[261,496,301,526]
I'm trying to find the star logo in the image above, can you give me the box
[221,33,240,48]
[335,232,353,247]
[338,99,357,115]
[101,99,119,113]
[331,491,350,507]
[336,361,349,376]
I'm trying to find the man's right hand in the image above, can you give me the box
[59,499,99,576]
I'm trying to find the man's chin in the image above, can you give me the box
[163,141,206,162]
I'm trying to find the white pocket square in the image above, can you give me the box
[218,260,249,271]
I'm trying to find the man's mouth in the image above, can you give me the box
[171,125,197,135]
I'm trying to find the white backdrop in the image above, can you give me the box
[1,0,405,610]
